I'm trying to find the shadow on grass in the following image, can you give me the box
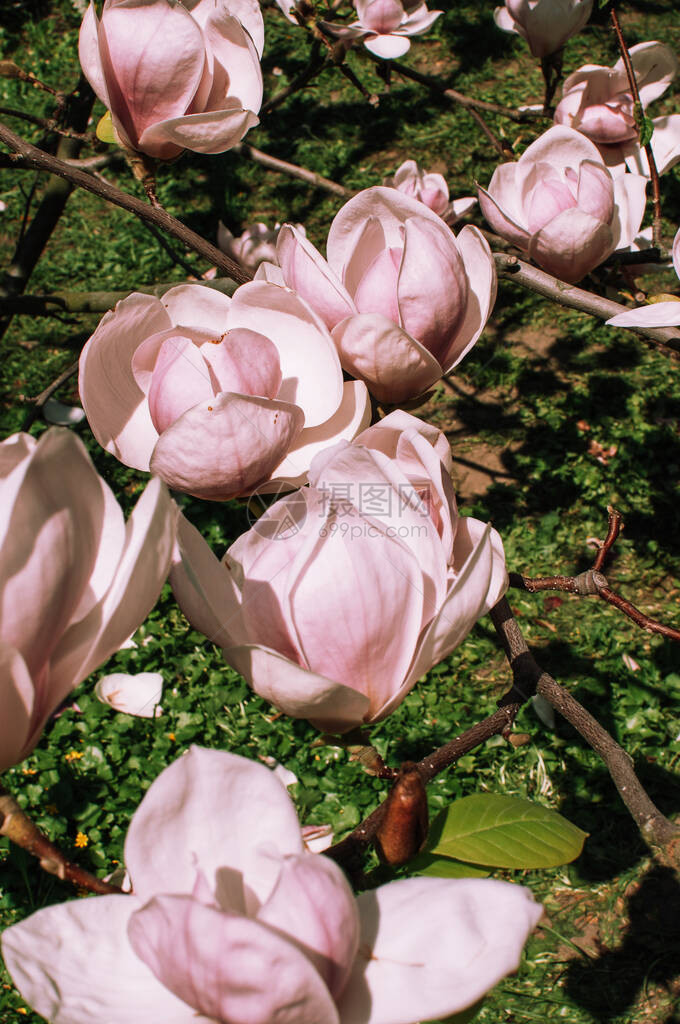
[564,864,680,1023]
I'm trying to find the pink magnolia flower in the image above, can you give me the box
[2,748,541,1024]
[383,159,477,224]
[607,226,680,328]
[265,186,496,404]
[600,114,680,179]
[0,429,176,772]
[321,0,442,60]
[78,283,371,500]
[494,0,593,59]
[217,220,306,273]
[78,0,264,159]
[170,411,508,733]
[478,125,647,282]
[554,42,678,145]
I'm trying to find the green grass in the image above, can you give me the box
[2,1,680,1022]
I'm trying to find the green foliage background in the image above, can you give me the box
[1,1,680,1021]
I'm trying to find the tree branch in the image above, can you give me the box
[0,121,252,285]
[489,598,680,855]
[0,784,122,895]
[0,277,238,317]
[495,253,680,356]
[325,703,519,871]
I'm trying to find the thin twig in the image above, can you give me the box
[0,784,122,895]
[21,359,79,431]
[325,704,519,871]
[234,141,348,197]
[262,43,326,115]
[489,598,680,854]
[0,105,93,141]
[385,60,547,125]
[610,6,663,247]
[509,507,680,643]
[0,120,252,285]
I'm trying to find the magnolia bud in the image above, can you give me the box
[374,762,428,866]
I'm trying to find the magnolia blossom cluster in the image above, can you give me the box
[2,748,542,1024]
[171,412,508,732]
[478,125,647,282]
[319,0,443,59]
[78,282,371,499]
[218,220,306,273]
[78,0,264,158]
[260,186,496,404]
[0,430,176,772]
[494,0,594,58]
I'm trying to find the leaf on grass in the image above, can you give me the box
[427,794,587,868]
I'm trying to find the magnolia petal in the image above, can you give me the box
[186,0,265,57]
[95,671,163,718]
[576,161,614,224]
[363,33,412,58]
[477,182,530,252]
[0,432,35,482]
[200,329,282,400]
[1,894,195,1024]
[606,302,680,328]
[610,173,647,250]
[528,207,614,282]
[0,429,106,686]
[78,3,111,109]
[140,104,259,156]
[397,217,468,364]
[257,853,359,999]
[125,746,304,907]
[332,313,442,404]
[128,895,340,1024]
[0,641,35,772]
[170,512,245,647]
[99,0,205,146]
[79,292,171,471]
[42,397,87,426]
[520,125,601,180]
[228,281,344,427]
[268,381,372,490]
[148,335,216,435]
[328,185,447,273]
[201,11,263,115]
[149,392,305,499]
[225,644,370,732]
[160,283,231,333]
[673,226,680,280]
[47,476,176,710]
[625,41,678,108]
[441,225,497,371]
[337,878,542,1024]
[277,225,357,332]
[380,518,507,721]
[287,505,426,718]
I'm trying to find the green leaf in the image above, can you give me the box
[634,104,654,147]
[409,852,490,879]
[427,795,587,869]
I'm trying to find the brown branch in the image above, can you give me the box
[0,277,238,317]
[610,7,662,247]
[509,507,680,643]
[489,598,680,854]
[495,253,680,357]
[0,60,62,98]
[0,105,94,141]
[234,141,348,197]
[0,784,122,895]
[0,121,252,286]
[21,359,79,431]
[325,703,519,871]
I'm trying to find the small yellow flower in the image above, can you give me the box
[17,1009,27,1015]
[167,732,176,742]
[65,750,84,763]
[21,767,37,775]
[75,832,89,848]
